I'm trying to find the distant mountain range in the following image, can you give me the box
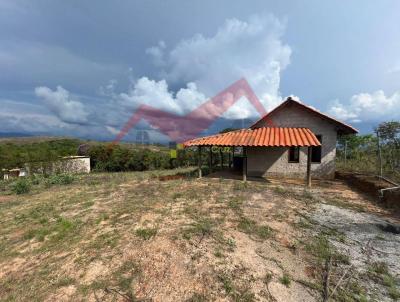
[0,132,34,138]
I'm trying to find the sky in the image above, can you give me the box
[1,0,400,142]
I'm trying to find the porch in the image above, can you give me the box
[184,127,321,187]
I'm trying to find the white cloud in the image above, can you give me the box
[4,14,292,141]
[35,86,89,124]
[118,77,206,115]
[328,90,400,123]
[145,41,166,67]
[144,14,291,118]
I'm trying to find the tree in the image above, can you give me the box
[375,121,400,147]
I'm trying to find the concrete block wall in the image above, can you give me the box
[248,104,337,179]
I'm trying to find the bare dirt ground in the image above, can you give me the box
[0,170,399,301]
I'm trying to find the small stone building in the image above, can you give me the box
[184,97,358,181]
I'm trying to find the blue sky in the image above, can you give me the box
[1,0,400,141]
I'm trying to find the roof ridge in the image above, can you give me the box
[250,97,358,134]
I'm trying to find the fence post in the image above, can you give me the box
[377,131,383,178]
[344,140,347,169]
[198,146,202,178]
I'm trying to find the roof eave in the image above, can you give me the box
[250,97,359,135]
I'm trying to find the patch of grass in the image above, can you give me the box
[85,232,120,253]
[172,192,183,200]
[214,271,256,302]
[225,237,236,250]
[11,178,31,194]
[388,286,400,300]
[52,217,80,241]
[214,248,224,258]
[114,261,141,294]
[368,261,389,275]
[95,213,110,224]
[218,273,234,294]
[56,276,75,287]
[228,197,243,211]
[231,288,255,302]
[279,273,291,287]
[135,227,157,240]
[296,218,312,229]
[273,186,288,195]
[367,263,400,300]
[185,293,208,302]
[325,197,365,212]
[82,200,95,208]
[233,181,248,191]
[305,233,350,265]
[183,218,215,240]
[237,217,272,240]
[23,216,80,243]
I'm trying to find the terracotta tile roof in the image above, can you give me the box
[183,127,321,147]
[250,97,358,134]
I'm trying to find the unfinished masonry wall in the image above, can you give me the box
[248,104,337,179]
[53,157,91,174]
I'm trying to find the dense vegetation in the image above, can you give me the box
[336,121,400,182]
[0,138,81,170]
[0,137,198,174]
[86,144,197,172]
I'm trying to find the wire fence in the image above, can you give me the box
[336,130,400,185]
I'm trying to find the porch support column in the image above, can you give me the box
[228,148,232,168]
[209,146,213,173]
[306,146,312,187]
[198,146,202,178]
[242,147,247,182]
[220,148,223,169]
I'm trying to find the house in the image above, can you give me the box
[183,97,358,184]
[2,168,27,180]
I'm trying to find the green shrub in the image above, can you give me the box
[279,273,291,287]
[237,217,272,239]
[11,178,31,194]
[47,174,75,185]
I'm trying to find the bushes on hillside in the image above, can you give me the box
[89,145,173,172]
[0,138,81,170]
[46,174,75,185]
[11,178,31,194]
[0,137,199,176]
[87,144,196,172]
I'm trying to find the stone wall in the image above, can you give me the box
[53,157,91,174]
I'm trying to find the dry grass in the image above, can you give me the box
[0,170,398,301]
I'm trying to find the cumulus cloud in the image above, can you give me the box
[35,86,89,124]
[328,90,400,123]
[143,14,291,118]
[118,77,206,115]
[145,41,166,67]
[5,14,292,141]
